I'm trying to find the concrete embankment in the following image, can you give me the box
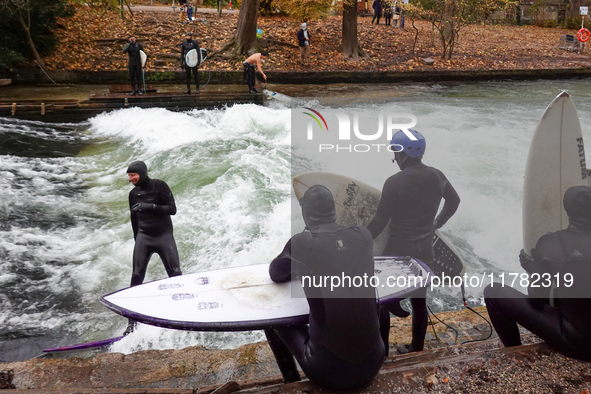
[3,67,591,86]
[2,307,591,393]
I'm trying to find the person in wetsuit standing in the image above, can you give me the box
[180,32,200,94]
[265,185,385,391]
[367,129,460,355]
[122,35,144,96]
[124,161,182,335]
[484,186,591,360]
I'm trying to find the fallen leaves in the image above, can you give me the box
[42,5,591,73]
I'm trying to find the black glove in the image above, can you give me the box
[131,203,154,212]
[519,248,534,274]
[433,219,443,231]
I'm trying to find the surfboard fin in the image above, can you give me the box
[388,301,410,318]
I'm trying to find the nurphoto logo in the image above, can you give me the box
[296,109,418,153]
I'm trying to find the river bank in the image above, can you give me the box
[2,308,591,393]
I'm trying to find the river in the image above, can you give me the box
[1,79,590,363]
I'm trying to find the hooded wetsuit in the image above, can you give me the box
[123,41,144,93]
[127,161,182,287]
[180,39,200,91]
[367,154,460,352]
[485,185,591,361]
[265,185,385,391]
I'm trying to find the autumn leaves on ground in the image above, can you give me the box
[44,5,591,73]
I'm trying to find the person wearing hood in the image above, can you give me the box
[122,35,144,96]
[367,129,460,355]
[180,32,201,94]
[124,161,182,335]
[296,23,311,67]
[264,185,385,391]
[484,186,591,360]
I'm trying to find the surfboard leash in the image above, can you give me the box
[427,305,459,345]
[459,281,493,345]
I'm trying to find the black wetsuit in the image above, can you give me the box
[127,161,182,287]
[367,155,460,352]
[243,61,256,92]
[180,39,200,92]
[485,186,591,361]
[265,185,385,391]
[123,41,144,93]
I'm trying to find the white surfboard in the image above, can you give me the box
[185,49,199,68]
[293,171,467,277]
[264,89,296,106]
[140,50,147,68]
[100,257,432,331]
[523,92,588,254]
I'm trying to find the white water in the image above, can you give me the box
[1,79,591,362]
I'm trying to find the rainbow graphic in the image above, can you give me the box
[303,107,329,132]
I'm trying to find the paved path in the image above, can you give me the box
[129,4,239,14]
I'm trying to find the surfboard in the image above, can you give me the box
[185,49,199,68]
[292,171,467,277]
[263,89,295,106]
[185,48,206,68]
[140,50,147,68]
[43,336,124,353]
[523,92,588,255]
[100,257,432,331]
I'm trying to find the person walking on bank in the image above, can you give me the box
[367,130,460,355]
[180,32,200,94]
[372,0,382,24]
[243,51,268,94]
[384,1,393,26]
[297,23,311,67]
[123,35,144,96]
[124,160,183,335]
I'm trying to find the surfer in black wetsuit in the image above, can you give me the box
[367,129,460,355]
[124,161,182,335]
[484,186,591,360]
[264,185,385,391]
[180,32,200,95]
[123,35,144,96]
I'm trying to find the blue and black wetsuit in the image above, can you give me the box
[485,186,591,360]
[266,185,385,391]
[367,154,460,352]
[127,161,182,287]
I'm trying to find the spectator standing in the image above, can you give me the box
[297,23,311,67]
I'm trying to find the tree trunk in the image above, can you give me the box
[17,12,45,68]
[210,0,260,60]
[235,0,261,55]
[342,0,366,60]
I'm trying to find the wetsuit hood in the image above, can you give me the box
[564,185,591,231]
[394,151,422,170]
[127,160,149,187]
[300,185,337,231]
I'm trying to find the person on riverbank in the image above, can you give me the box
[484,186,591,360]
[384,1,393,26]
[372,0,382,24]
[180,32,200,94]
[125,161,182,335]
[122,35,144,96]
[297,23,311,67]
[264,185,385,391]
[243,51,268,94]
[367,130,460,355]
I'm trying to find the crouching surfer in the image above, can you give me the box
[243,51,268,94]
[124,161,183,335]
[265,185,385,391]
[484,186,591,360]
